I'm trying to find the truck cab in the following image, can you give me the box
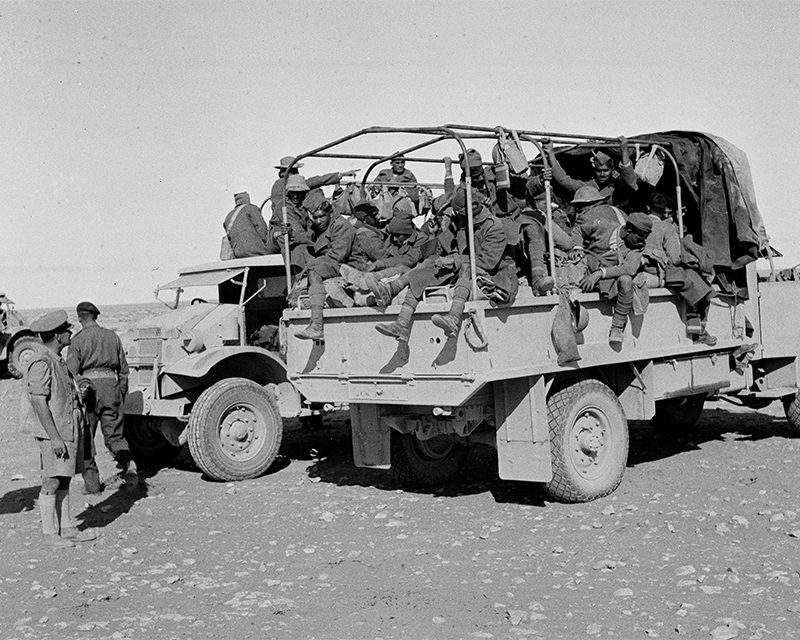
[124,255,309,481]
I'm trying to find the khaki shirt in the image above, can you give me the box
[22,345,82,441]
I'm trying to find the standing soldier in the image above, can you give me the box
[66,301,137,491]
[23,310,96,547]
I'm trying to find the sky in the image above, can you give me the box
[1,0,798,310]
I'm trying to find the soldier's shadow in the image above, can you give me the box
[0,485,40,515]
[75,471,154,530]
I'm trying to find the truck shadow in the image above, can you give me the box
[627,405,796,467]
[302,405,797,507]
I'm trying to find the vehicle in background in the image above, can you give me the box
[0,293,39,379]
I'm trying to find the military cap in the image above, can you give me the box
[275,156,304,170]
[458,148,483,173]
[626,212,654,236]
[352,201,380,221]
[452,186,486,212]
[285,175,311,192]
[31,309,71,334]
[592,150,613,166]
[570,186,607,205]
[302,188,329,213]
[387,213,414,237]
[234,192,251,205]
[76,301,101,316]
[391,153,406,161]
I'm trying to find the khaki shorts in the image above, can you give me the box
[37,435,85,478]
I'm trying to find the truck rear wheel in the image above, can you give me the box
[124,415,182,468]
[188,378,283,482]
[782,392,800,435]
[390,430,468,487]
[650,394,705,434]
[8,335,41,379]
[545,379,628,503]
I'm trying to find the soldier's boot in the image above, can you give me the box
[530,267,555,297]
[609,276,633,345]
[376,296,418,343]
[364,273,409,307]
[431,285,469,338]
[295,283,326,341]
[55,489,96,542]
[81,462,102,495]
[692,292,717,345]
[117,450,139,491]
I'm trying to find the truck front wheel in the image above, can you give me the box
[390,431,468,487]
[188,378,283,482]
[545,379,628,503]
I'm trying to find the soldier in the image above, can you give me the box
[223,192,270,258]
[369,186,515,342]
[270,155,358,217]
[294,189,356,341]
[375,154,419,205]
[578,212,653,345]
[545,137,639,210]
[267,174,313,263]
[66,301,137,491]
[23,310,96,547]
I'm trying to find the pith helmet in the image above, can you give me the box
[570,186,606,205]
[275,156,304,170]
[285,175,311,193]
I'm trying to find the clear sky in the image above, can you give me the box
[2,0,798,309]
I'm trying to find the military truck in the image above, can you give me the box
[279,124,800,503]
[0,293,39,379]
[123,255,314,481]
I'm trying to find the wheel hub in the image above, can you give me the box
[220,406,260,457]
[572,410,607,474]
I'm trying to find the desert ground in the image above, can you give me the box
[2,304,800,639]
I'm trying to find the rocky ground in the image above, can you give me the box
[2,307,800,639]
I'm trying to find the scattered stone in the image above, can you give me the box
[586,622,601,635]
[506,610,527,626]
[433,616,446,624]
[613,588,633,597]
[676,565,696,576]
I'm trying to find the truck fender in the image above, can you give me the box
[163,346,301,417]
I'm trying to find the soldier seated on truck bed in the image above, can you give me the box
[640,193,717,346]
[578,208,653,346]
[340,204,429,305]
[294,189,356,342]
[367,186,517,342]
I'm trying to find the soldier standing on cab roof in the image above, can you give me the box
[66,301,137,492]
[23,310,97,547]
